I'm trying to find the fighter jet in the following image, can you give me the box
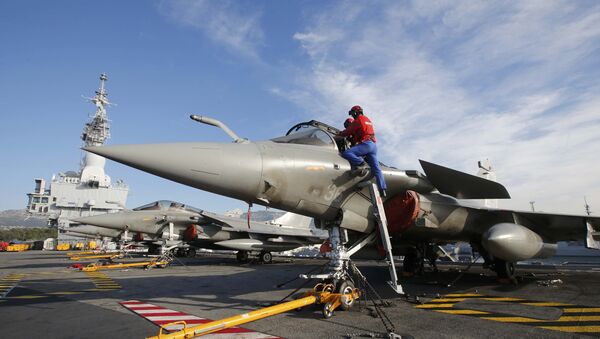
[84,116,600,288]
[72,200,328,263]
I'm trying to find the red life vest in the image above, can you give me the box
[338,114,376,143]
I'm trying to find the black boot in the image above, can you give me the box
[350,162,368,176]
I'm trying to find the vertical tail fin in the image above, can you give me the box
[477,159,498,208]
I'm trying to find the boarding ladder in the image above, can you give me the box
[156,246,177,265]
[367,183,404,294]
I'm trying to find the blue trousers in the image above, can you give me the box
[341,140,387,190]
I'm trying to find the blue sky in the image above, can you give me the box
[1,1,599,215]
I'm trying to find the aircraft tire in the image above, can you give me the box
[403,251,418,274]
[259,251,272,264]
[186,248,196,258]
[236,250,249,263]
[322,302,334,319]
[493,258,516,280]
[148,245,160,255]
[337,280,355,311]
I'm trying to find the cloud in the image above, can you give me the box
[282,1,600,214]
[158,0,265,59]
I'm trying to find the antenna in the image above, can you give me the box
[529,201,535,212]
[584,196,591,216]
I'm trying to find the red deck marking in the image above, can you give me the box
[120,300,283,338]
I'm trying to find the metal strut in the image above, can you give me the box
[302,183,403,295]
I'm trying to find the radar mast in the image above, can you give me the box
[80,73,112,187]
[81,73,111,147]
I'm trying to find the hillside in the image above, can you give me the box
[0,209,48,228]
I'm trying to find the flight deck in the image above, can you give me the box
[1,251,600,338]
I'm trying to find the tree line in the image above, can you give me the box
[0,228,58,241]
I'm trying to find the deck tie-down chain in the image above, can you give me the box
[349,262,396,336]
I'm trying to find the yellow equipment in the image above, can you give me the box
[81,260,170,272]
[6,244,30,252]
[56,243,71,251]
[70,253,123,261]
[147,283,360,339]
[66,250,98,256]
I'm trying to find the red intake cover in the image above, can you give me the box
[383,190,420,236]
[184,224,198,242]
[319,239,332,254]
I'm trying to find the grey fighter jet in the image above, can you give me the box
[72,200,327,262]
[84,116,600,286]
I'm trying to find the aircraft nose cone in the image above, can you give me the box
[84,142,263,202]
[71,214,123,229]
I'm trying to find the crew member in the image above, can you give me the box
[344,117,354,128]
[343,118,355,146]
[337,105,387,197]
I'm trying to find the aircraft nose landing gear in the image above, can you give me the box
[337,279,356,311]
[236,250,249,263]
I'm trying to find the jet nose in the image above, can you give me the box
[84,142,263,202]
[70,214,122,230]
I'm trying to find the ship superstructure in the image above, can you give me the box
[26,74,129,242]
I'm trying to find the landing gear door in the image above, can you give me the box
[586,221,600,250]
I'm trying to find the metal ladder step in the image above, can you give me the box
[367,183,404,294]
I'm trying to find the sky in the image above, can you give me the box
[0,0,599,216]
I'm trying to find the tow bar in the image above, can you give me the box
[80,260,170,272]
[70,253,124,261]
[147,283,360,339]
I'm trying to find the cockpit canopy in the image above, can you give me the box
[133,200,202,214]
[271,120,341,150]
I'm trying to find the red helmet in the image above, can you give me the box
[344,118,354,128]
[349,105,363,117]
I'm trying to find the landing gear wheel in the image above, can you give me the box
[322,302,334,319]
[403,251,418,275]
[186,248,196,258]
[259,251,272,264]
[236,250,249,263]
[494,259,516,280]
[337,280,355,311]
[148,245,160,255]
